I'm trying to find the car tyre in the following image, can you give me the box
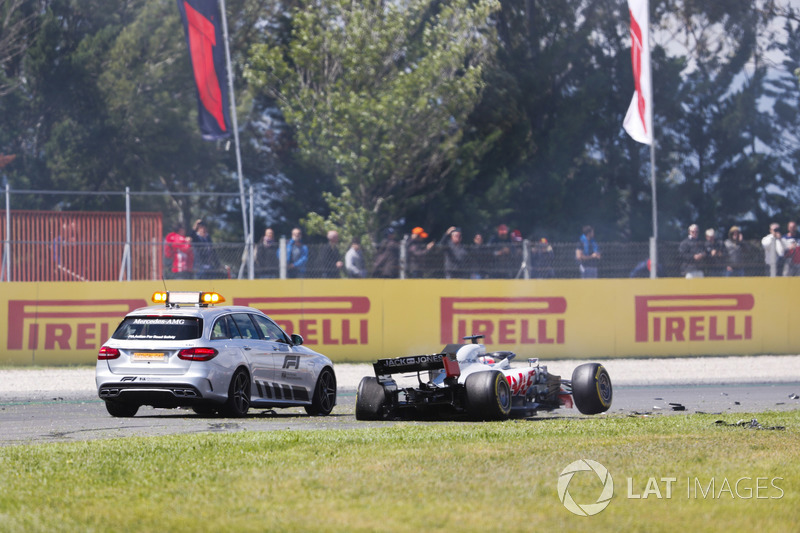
[572,363,612,415]
[355,377,387,420]
[305,367,337,416]
[222,368,251,417]
[105,401,139,418]
[465,370,511,421]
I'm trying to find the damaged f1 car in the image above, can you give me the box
[355,335,612,421]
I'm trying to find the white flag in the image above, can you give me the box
[623,0,652,145]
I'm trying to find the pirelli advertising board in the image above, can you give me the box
[2,278,799,364]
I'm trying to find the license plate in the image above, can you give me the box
[132,352,167,362]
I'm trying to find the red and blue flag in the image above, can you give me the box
[176,0,231,140]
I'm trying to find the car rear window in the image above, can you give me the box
[112,316,202,341]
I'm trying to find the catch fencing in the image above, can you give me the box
[3,237,772,281]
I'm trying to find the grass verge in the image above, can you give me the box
[0,411,798,532]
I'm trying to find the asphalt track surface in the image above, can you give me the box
[1,357,800,447]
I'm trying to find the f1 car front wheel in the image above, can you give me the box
[465,370,512,421]
[571,363,612,415]
[355,377,387,420]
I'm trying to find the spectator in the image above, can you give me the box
[679,224,705,278]
[372,228,400,278]
[488,223,515,278]
[469,232,490,279]
[575,225,601,278]
[254,227,279,278]
[316,229,344,278]
[724,226,746,277]
[761,222,786,277]
[530,237,556,279]
[784,238,800,276]
[344,238,367,278]
[703,228,726,277]
[283,227,309,278]
[164,224,193,279]
[783,221,800,275]
[438,226,469,279]
[406,227,434,278]
[191,220,223,279]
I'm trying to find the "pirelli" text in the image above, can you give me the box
[634,294,754,343]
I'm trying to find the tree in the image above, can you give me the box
[246,0,500,240]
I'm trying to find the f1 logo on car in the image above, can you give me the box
[634,294,754,343]
[440,297,567,345]
[282,355,300,369]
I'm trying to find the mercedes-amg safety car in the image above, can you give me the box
[96,291,336,418]
[355,335,611,421]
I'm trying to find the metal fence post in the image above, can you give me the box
[1,183,10,281]
[279,236,287,279]
[248,186,254,280]
[400,234,408,279]
[521,239,530,279]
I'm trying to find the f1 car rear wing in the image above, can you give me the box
[372,344,465,377]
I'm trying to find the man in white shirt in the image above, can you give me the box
[761,223,786,277]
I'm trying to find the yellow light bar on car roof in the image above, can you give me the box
[151,291,225,305]
[200,292,225,304]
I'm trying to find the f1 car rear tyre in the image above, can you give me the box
[305,367,337,416]
[355,377,387,420]
[465,370,512,421]
[223,368,251,418]
[572,363,613,415]
[105,401,139,417]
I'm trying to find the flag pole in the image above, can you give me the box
[217,0,251,279]
[649,134,657,279]
[646,9,657,280]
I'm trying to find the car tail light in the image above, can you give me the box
[178,347,218,361]
[98,346,120,360]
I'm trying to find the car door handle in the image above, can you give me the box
[243,346,252,351]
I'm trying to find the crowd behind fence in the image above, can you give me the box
[0,236,780,282]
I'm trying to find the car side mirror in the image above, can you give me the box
[291,334,304,346]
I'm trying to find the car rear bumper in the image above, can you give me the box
[97,375,226,407]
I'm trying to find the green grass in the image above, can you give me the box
[0,412,798,532]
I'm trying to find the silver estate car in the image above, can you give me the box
[96,291,337,418]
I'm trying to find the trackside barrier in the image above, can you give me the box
[2,277,798,364]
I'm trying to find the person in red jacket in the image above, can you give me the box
[164,224,194,279]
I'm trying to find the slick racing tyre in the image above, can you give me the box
[223,368,251,418]
[105,400,139,418]
[571,363,613,415]
[305,367,337,416]
[355,377,387,420]
[465,370,512,421]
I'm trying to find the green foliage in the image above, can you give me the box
[2,0,800,245]
[246,0,500,237]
